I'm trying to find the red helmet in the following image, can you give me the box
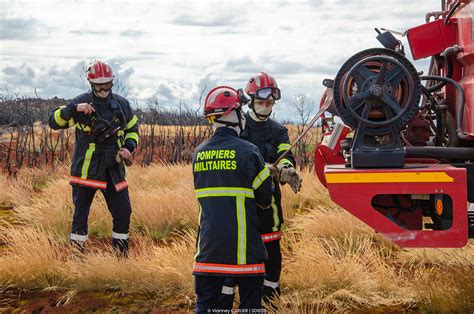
[203,86,241,118]
[245,72,281,100]
[87,61,114,84]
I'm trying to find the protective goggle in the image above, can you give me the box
[92,82,113,93]
[254,87,281,100]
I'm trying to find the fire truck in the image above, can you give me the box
[315,0,474,247]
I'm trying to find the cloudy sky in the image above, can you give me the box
[1,0,440,120]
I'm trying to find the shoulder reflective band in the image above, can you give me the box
[81,143,96,179]
[195,187,254,199]
[261,230,282,243]
[236,196,247,265]
[193,262,265,275]
[125,132,139,143]
[252,166,271,189]
[54,107,67,126]
[277,143,291,154]
[112,232,129,240]
[325,171,454,183]
[278,158,294,168]
[126,115,138,130]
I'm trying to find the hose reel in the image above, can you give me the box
[332,48,422,167]
[333,48,422,135]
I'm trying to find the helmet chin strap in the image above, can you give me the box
[215,108,245,136]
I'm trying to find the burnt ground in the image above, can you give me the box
[0,290,192,313]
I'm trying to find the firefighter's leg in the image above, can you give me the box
[102,182,132,256]
[71,185,96,251]
[236,276,264,310]
[262,239,282,305]
[216,278,237,309]
[195,275,227,314]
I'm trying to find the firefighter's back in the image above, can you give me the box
[192,127,269,273]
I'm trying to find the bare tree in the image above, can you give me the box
[291,94,317,170]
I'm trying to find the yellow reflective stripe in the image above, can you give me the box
[195,187,254,199]
[277,143,291,154]
[125,132,139,144]
[81,143,96,179]
[54,108,67,126]
[325,171,454,183]
[68,117,75,127]
[252,166,270,189]
[271,196,280,232]
[236,196,246,265]
[126,115,138,130]
[278,158,294,167]
[75,124,91,132]
[117,130,125,147]
[194,203,203,261]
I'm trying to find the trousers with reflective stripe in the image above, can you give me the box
[71,171,131,253]
[195,276,263,312]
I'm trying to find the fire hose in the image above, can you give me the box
[272,88,333,167]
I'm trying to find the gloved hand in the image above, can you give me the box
[265,163,279,178]
[279,167,302,193]
[115,148,133,166]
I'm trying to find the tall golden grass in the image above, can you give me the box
[0,164,473,312]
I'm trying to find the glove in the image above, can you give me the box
[265,163,279,178]
[279,167,302,193]
[115,148,133,167]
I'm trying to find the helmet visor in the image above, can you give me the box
[255,87,281,100]
[92,82,113,93]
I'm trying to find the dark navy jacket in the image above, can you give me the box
[192,127,273,277]
[241,112,296,239]
[48,92,139,191]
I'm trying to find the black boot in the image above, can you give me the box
[112,238,129,258]
[262,286,281,310]
[70,240,86,254]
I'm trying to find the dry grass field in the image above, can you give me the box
[0,164,473,312]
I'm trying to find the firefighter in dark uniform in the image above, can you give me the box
[48,60,139,255]
[218,73,302,306]
[192,86,273,312]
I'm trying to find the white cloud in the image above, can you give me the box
[0,0,440,119]
[0,59,135,99]
[0,17,50,40]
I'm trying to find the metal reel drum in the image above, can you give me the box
[333,48,422,135]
